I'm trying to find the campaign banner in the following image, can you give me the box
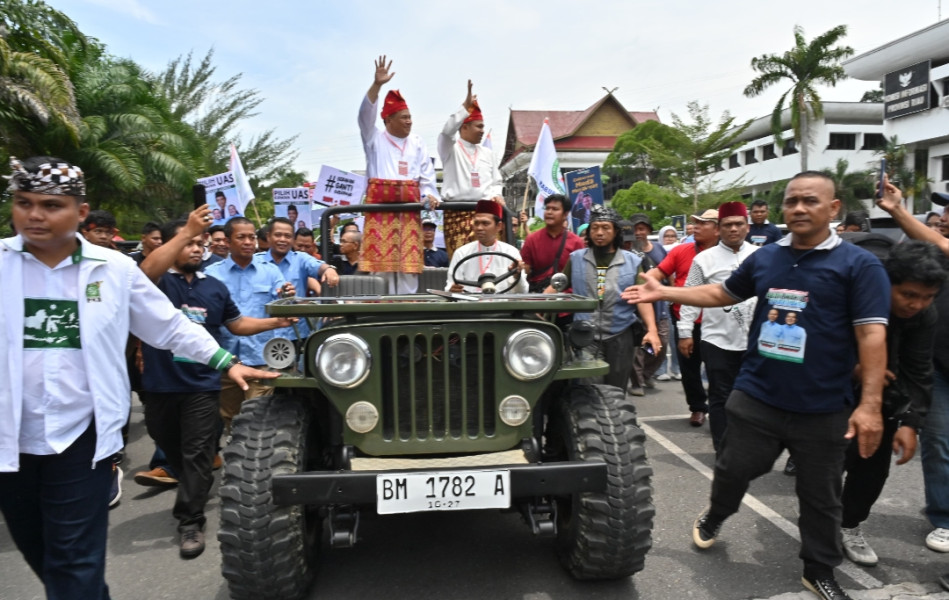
[565,166,604,231]
[273,188,314,231]
[315,166,367,209]
[198,171,244,226]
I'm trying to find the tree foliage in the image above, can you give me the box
[151,49,298,182]
[820,158,874,216]
[0,2,300,234]
[0,0,84,158]
[669,101,751,212]
[604,101,750,220]
[744,24,853,171]
[878,136,931,213]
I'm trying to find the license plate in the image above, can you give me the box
[376,469,511,515]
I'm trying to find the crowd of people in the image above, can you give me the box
[3,58,949,600]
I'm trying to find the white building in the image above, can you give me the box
[843,19,949,208]
[715,102,885,199]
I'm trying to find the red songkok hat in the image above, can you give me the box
[718,201,748,221]
[475,199,503,221]
[463,99,483,125]
[381,89,409,120]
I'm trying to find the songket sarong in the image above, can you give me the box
[361,178,423,274]
[443,207,475,259]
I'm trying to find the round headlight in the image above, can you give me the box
[503,329,555,381]
[345,401,379,433]
[315,334,371,388]
[498,395,531,426]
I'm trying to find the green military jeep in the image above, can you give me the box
[217,204,654,600]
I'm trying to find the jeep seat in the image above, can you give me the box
[322,274,387,297]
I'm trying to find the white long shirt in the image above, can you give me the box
[445,239,528,294]
[0,235,230,471]
[437,106,502,201]
[358,94,439,200]
[678,241,759,351]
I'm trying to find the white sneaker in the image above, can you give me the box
[655,373,672,381]
[927,528,949,552]
[841,526,878,566]
[672,373,682,380]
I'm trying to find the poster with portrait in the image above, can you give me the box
[273,187,314,231]
[564,166,604,232]
[198,171,244,227]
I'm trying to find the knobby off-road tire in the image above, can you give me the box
[551,383,654,579]
[218,395,321,600]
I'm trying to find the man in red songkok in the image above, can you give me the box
[437,80,504,258]
[445,200,527,294]
[358,55,440,294]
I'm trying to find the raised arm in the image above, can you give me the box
[876,174,949,255]
[139,206,211,283]
[367,55,394,104]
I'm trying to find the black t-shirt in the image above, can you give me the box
[141,271,241,393]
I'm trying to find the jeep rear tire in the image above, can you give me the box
[218,395,321,600]
[549,383,654,579]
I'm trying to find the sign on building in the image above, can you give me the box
[884,60,931,119]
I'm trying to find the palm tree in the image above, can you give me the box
[821,158,874,216]
[878,136,932,213]
[743,25,854,172]
[65,57,203,214]
[0,31,80,157]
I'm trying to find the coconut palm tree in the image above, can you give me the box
[743,25,853,172]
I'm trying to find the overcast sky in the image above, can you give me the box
[49,0,946,178]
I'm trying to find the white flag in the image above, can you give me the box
[526,118,565,213]
[229,144,255,213]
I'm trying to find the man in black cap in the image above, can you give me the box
[422,218,448,267]
[549,206,660,390]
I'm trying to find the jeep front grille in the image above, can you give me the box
[379,331,496,441]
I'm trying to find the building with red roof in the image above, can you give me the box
[499,92,659,199]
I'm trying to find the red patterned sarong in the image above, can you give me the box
[361,178,423,274]
[443,208,475,260]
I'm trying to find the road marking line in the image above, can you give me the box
[639,421,884,590]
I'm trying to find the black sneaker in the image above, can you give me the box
[692,510,722,549]
[801,574,852,600]
[784,456,797,476]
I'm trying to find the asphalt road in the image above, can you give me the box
[2,382,947,600]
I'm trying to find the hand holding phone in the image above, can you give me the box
[876,158,886,199]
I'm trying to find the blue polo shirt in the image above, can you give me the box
[256,249,324,340]
[424,247,449,268]
[746,222,783,246]
[205,257,286,365]
[141,270,242,393]
[722,232,889,413]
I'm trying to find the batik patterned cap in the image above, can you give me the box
[5,156,86,197]
[589,205,621,225]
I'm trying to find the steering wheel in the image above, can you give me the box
[450,250,522,294]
